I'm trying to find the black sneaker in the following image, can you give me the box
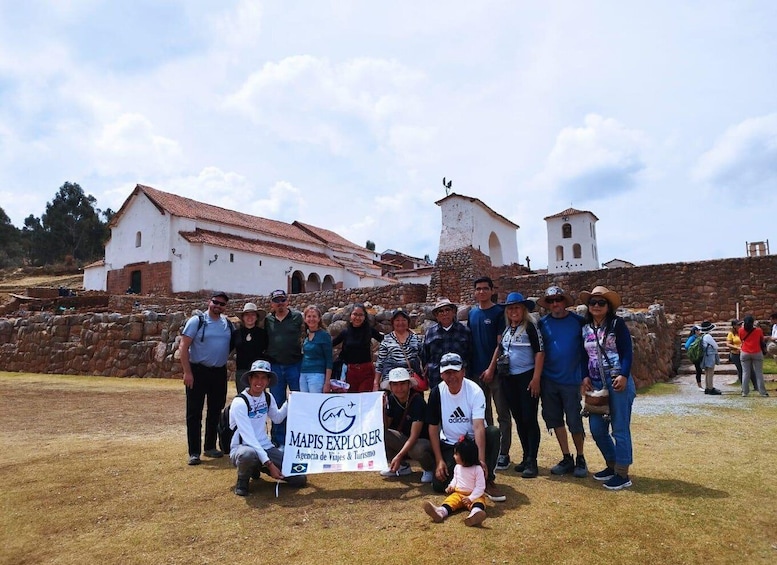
[705,388,722,395]
[514,457,528,473]
[573,455,588,478]
[187,454,201,466]
[495,453,511,471]
[593,467,615,481]
[521,459,538,478]
[550,455,574,475]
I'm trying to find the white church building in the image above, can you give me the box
[544,207,600,272]
[83,184,390,296]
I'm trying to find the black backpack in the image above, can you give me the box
[218,391,271,454]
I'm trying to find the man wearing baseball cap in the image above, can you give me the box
[426,352,505,502]
[230,359,307,496]
[264,289,304,446]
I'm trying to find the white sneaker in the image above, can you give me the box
[380,463,411,477]
[464,507,486,527]
[420,470,434,483]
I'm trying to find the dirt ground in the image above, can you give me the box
[0,269,84,304]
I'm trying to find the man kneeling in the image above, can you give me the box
[230,359,307,495]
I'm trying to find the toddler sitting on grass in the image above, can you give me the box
[423,436,487,527]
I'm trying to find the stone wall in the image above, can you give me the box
[107,261,172,295]
[494,254,777,324]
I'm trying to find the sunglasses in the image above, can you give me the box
[587,298,608,307]
[545,296,565,304]
[271,297,287,303]
[211,299,227,307]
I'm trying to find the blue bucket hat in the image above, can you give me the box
[501,292,536,312]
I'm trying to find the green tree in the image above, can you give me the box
[24,182,109,265]
[0,207,24,267]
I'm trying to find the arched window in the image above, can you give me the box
[488,232,503,266]
[306,273,321,292]
[555,245,564,261]
[573,244,582,259]
[135,231,142,248]
[562,223,572,239]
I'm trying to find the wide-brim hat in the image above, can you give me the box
[537,285,574,309]
[237,302,267,321]
[501,291,536,312]
[245,359,277,387]
[384,367,419,390]
[432,298,457,315]
[579,286,622,309]
[699,321,716,333]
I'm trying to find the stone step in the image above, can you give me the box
[677,363,738,375]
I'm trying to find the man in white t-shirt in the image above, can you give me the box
[426,352,505,502]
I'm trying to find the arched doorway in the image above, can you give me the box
[307,273,321,292]
[488,232,503,266]
[322,275,335,290]
[291,271,305,294]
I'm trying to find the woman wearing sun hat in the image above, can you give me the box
[233,303,268,393]
[487,291,544,478]
[579,285,636,490]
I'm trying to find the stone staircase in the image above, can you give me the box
[677,322,738,376]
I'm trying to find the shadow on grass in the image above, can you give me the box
[238,475,532,515]
[628,476,729,498]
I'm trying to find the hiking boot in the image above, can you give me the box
[573,455,588,478]
[204,448,223,458]
[495,453,511,470]
[234,476,250,496]
[420,470,434,484]
[380,463,412,477]
[187,454,201,466]
[550,454,574,475]
[464,508,487,527]
[521,459,538,479]
[485,480,506,502]
[593,467,615,481]
[513,457,528,473]
[603,474,632,490]
[423,501,446,522]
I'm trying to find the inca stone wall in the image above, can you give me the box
[427,248,526,303]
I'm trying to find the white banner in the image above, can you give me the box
[282,392,387,476]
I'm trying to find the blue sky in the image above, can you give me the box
[1,0,775,269]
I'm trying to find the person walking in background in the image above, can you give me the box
[264,289,304,446]
[179,291,234,465]
[699,321,721,395]
[739,315,768,397]
[725,320,747,387]
[299,305,333,393]
[487,292,544,478]
[580,285,636,490]
[537,286,588,478]
[332,303,384,393]
[685,325,703,389]
[468,277,511,471]
[233,303,268,393]
[374,309,423,391]
[422,298,472,389]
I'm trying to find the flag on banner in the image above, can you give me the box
[282,392,388,475]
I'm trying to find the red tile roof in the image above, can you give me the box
[179,229,342,268]
[110,184,320,244]
[543,208,599,221]
[293,221,368,253]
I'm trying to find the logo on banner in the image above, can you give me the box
[318,396,357,434]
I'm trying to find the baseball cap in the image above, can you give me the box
[439,352,463,372]
[269,289,288,302]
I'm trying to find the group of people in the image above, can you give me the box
[685,312,776,397]
[179,280,639,517]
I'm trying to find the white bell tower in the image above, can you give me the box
[544,208,600,272]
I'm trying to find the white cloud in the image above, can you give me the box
[692,113,777,200]
[537,114,648,200]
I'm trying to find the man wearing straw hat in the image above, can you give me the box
[422,298,472,389]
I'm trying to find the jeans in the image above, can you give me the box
[185,363,228,456]
[269,362,301,446]
[300,372,325,393]
[230,444,307,487]
[502,370,541,462]
[741,351,766,395]
[431,425,500,493]
[589,376,636,467]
